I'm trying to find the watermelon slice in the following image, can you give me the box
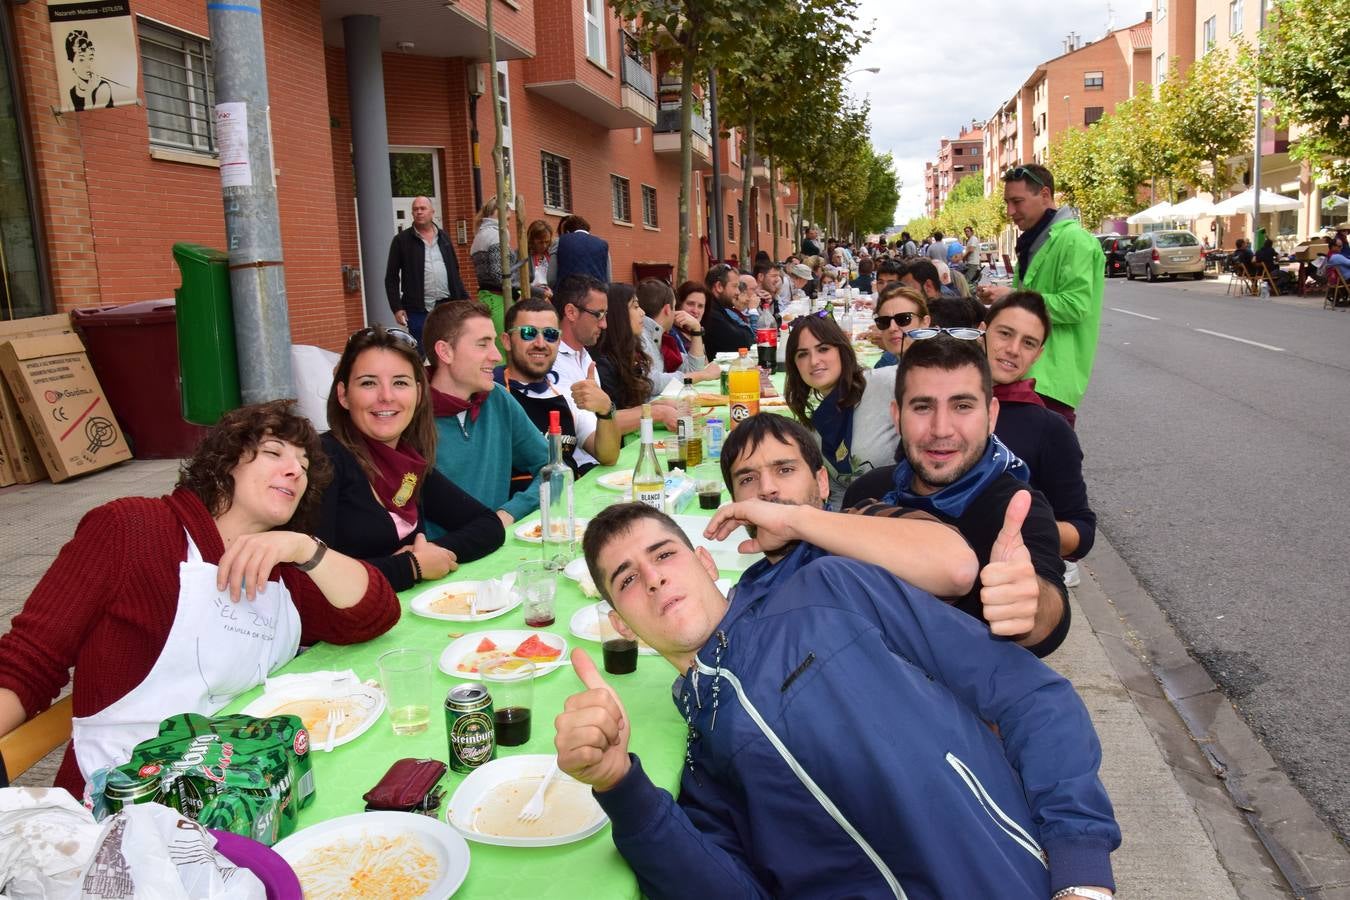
[513,635,561,661]
[475,637,498,654]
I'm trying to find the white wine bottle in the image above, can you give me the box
[632,404,665,510]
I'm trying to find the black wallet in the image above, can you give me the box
[362,758,448,813]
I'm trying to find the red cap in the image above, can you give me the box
[548,410,561,434]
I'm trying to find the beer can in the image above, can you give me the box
[104,769,167,814]
[445,684,496,773]
[705,418,725,461]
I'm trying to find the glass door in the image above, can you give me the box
[0,9,49,320]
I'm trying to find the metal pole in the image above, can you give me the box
[469,92,483,211]
[708,68,723,264]
[485,1,513,309]
[1251,0,1266,244]
[208,1,293,402]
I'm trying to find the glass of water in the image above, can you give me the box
[377,648,432,735]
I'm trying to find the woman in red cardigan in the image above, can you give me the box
[0,400,400,797]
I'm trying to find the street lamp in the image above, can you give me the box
[843,66,880,79]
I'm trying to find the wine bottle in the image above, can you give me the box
[632,404,665,509]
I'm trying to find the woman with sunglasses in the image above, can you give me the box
[784,314,900,507]
[592,283,655,406]
[0,400,400,797]
[317,326,505,593]
[871,284,932,368]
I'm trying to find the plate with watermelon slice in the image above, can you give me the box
[439,630,569,680]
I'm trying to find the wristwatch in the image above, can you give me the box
[294,535,328,572]
[597,402,616,420]
[687,329,704,336]
[1050,889,1113,900]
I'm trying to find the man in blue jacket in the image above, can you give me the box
[560,503,1120,899]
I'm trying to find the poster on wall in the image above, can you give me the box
[48,2,139,113]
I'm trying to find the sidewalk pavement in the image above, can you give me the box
[0,458,1321,897]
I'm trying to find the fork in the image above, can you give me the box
[324,707,346,752]
[517,758,560,822]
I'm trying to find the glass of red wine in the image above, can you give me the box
[482,657,535,747]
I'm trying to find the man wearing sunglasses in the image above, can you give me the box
[976,164,1104,428]
[842,336,1070,658]
[495,297,620,478]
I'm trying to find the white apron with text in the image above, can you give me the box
[70,531,302,785]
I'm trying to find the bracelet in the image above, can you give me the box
[293,536,327,572]
[687,329,704,337]
[408,552,423,583]
[1051,889,1113,900]
[597,403,616,420]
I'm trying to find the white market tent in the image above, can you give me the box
[1126,200,1174,224]
[1167,195,1216,219]
[1211,188,1302,216]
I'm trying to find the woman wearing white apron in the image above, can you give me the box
[0,401,400,797]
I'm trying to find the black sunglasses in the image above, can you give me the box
[874,312,915,331]
[1003,166,1046,189]
[577,306,607,321]
[508,325,560,343]
[904,327,984,341]
[348,325,419,350]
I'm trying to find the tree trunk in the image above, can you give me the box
[740,112,755,268]
[485,6,513,309]
[770,157,780,261]
[825,194,833,244]
[676,47,696,283]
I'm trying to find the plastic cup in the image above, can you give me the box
[377,648,432,735]
[598,603,639,675]
[482,657,535,747]
[519,561,557,627]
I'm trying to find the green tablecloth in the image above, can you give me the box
[224,435,738,898]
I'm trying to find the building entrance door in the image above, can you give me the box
[389,148,440,234]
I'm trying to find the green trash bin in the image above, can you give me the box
[173,243,241,425]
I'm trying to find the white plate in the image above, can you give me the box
[446,755,608,848]
[596,470,632,492]
[408,580,522,623]
[241,682,385,751]
[439,630,569,679]
[670,514,759,572]
[562,557,589,583]
[273,810,470,898]
[513,518,590,544]
[568,602,659,655]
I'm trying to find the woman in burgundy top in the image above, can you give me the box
[0,400,401,796]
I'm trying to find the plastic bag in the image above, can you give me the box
[0,787,103,899]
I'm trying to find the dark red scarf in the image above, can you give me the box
[993,377,1045,406]
[358,433,426,524]
[430,385,488,421]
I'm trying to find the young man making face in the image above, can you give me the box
[555,503,1120,899]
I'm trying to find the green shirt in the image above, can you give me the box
[1018,216,1105,409]
[431,384,548,525]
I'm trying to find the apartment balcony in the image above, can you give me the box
[524,19,653,128]
[653,105,712,167]
[749,151,770,185]
[618,31,657,126]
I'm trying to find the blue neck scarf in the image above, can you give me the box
[812,386,855,475]
[882,434,1029,518]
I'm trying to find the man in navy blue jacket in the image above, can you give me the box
[560,503,1120,899]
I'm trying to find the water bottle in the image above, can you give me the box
[1259,281,1270,298]
[538,410,574,571]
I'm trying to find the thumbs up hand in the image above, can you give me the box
[978,490,1039,638]
[554,648,632,791]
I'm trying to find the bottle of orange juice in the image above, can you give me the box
[727,348,760,430]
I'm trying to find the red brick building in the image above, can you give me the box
[0,0,792,349]
[923,123,984,219]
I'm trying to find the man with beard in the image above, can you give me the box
[840,336,1069,656]
[494,297,619,479]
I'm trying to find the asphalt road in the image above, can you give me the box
[1076,274,1350,842]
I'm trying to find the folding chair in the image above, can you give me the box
[1326,269,1350,310]
[0,695,73,786]
[1226,263,1258,297]
[1001,253,1014,278]
[1257,263,1282,297]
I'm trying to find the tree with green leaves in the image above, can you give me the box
[1159,49,1254,202]
[933,175,1004,241]
[1257,0,1350,192]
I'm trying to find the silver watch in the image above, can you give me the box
[1050,889,1113,900]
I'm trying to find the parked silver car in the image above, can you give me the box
[1125,230,1206,281]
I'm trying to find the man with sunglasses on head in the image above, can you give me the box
[977,164,1104,428]
[842,335,1071,657]
[495,297,620,478]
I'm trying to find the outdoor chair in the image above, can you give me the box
[1257,262,1283,296]
[0,695,72,787]
[1227,263,1259,297]
[1326,268,1350,310]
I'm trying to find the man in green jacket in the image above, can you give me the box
[978,164,1103,427]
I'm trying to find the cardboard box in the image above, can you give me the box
[0,315,74,485]
[0,333,132,482]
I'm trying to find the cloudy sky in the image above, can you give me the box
[847,0,1151,225]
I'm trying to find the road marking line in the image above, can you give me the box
[1192,328,1285,352]
[1109,307,1160,320]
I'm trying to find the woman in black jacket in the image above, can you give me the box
[316,325,504,592]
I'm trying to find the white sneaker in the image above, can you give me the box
[1063,560,1081,588]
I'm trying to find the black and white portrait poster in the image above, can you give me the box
[48,2,138,113]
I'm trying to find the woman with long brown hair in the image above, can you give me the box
[592,283,654,407]
[783,314,899,506]
[318,325,504,593]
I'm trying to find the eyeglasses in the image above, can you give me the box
[1003,166,1047,189]
[507,325,560,343]
[578,306,608,322]
[874,312,915,331]
[904,327,984,342]
[348,325,419,350]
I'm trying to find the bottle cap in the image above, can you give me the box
[548,409,561,434]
